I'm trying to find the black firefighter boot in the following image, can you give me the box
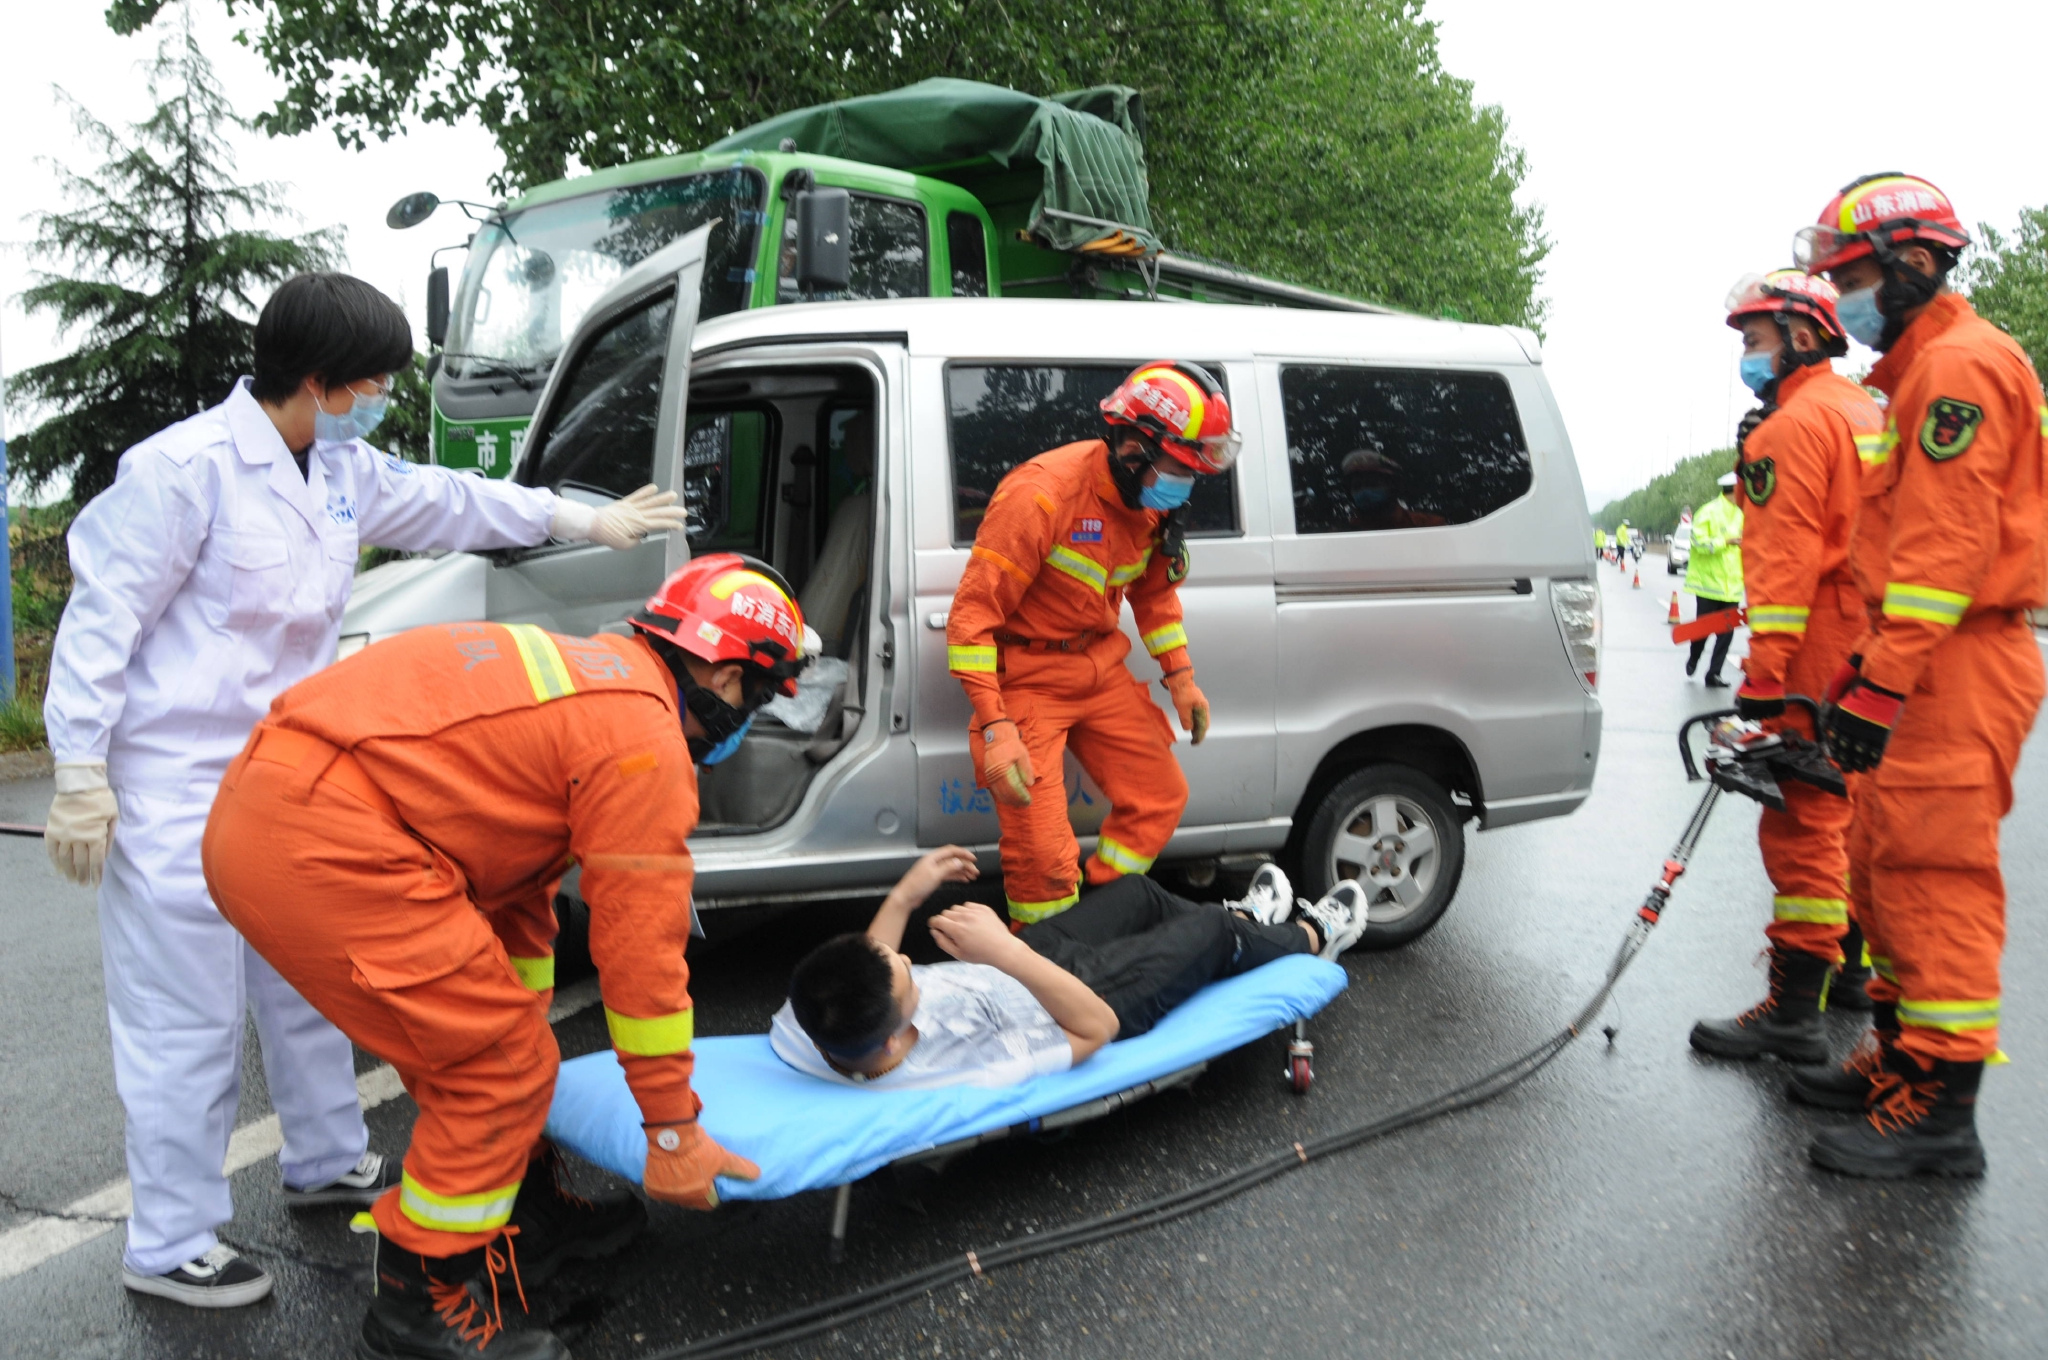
[1809,1055,1987,1178]
[504,1139,647,1288]
[357,1233,567,1360]
[1786,1001,1898,1110]
[1689,946,1832,1064]
[1831,922,1874,1012]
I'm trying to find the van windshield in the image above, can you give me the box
[445,168,764,381]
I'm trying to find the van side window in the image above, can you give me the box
[1280,366,1531,534]
[526,291,675,499]
[946,212,989,298]
[681,409,772,554]
[946,364,1240,545]
[778,194,930,303]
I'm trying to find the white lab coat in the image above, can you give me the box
[46,378,561,1274]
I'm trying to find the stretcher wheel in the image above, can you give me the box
[1288,1053,1313,1095]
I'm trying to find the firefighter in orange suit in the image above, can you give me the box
[1783,175,2048,1179]
[1690,271,1883,1066]
[203,554,807,1359]
[947,362,1240,924]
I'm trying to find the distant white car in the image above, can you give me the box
[1667,521,1692,575]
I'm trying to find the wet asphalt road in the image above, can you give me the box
[5,558,2048,1359]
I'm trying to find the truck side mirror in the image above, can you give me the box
[794,188,851,292]
[426,265,450,348]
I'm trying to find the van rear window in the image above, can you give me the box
[946,364,1239,545]
[1280,366,1531,534]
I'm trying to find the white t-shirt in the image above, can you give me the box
[770,961,1074,1090]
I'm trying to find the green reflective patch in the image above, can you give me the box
[1920,397,1983,461]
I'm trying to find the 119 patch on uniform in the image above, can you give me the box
[1070,517,1104,543]
[1920,397,1983,460]
[1740,457,1776,507]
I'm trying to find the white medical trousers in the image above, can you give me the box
[99,784,367,1275]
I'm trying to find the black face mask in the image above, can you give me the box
[1871,243,1949,352]
[1105,426,1157,510]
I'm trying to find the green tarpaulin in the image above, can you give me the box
[707,79,1158,256]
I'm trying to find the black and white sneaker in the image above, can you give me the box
[122,1244,273,1308]
[1222,863,1294,926]
[1297,881,1370,961]
[284,1150,400,1208]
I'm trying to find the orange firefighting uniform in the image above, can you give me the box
[1848,292,2048,1065]
[947,439,1191,922]
[1738,362,1885,962]
[202,622,701,1255]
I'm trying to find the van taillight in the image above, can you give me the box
[1550,579,1601,694]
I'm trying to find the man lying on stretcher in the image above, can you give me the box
[771,848,1369,1089]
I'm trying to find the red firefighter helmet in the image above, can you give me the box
[1793,173,1971,274]
[1725,269,1847,343]
[631,553,810,697]
[1099,361,1241,475]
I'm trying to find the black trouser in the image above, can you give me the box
[1018,875,1309,1040]
[1687,595,1738,679]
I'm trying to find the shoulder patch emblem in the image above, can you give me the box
[1921,397,1983,460]
[1740,457,1776,506]
[1070,517,1104,543]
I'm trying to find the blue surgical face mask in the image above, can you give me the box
[1834,286,1886,348]
[1138,468,1195,511]
[1351,484,1393,511]
[1739,351,1778,397]
[313,386,390,443]
[696,713,753,766]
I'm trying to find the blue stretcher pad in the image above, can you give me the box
[545,955,1347,1201]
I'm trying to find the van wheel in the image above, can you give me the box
[1299,765,1464,950]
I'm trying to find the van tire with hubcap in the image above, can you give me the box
[1298,764,1464,950]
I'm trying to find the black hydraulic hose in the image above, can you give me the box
[639,782,1727,1360]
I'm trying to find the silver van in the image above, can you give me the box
[342,228,1603,948]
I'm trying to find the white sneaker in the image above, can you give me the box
[282,1149,398,1208]
[1223,862,1294,926]
[1298,880,1369,961]
[121,1244,273,1308]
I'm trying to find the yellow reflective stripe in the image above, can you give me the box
[605,1006,695,1056]
[399,1169,520,1233]
[1882,582,1971,625]
[1107,550,1153,587]
[1043,545,1108,594]
[1006,888,1081,924]
[948,645,997,673]
[2039,404,2047,439]
[1748,605,1811,635]
[1870,954,1897,984]
[505,624,577,703]
[1140,623,1189,656]
[1773,895,1847,925]
[1897,997,2001,1033]
[508,954,555,992]
[1092,835,1157,876]
[1855,432,1891,465]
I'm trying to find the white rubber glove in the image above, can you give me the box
[550,484,691,551]
[47,761,117,888]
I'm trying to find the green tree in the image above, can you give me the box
[1595,447,1735,538]
[1959,206,2048,375]
[109,0,1544,326]
[6,17,338,504]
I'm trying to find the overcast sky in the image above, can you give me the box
[4,1,2045,510]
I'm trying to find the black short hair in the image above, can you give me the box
[788,934,899,1060]
[251,273,414,403]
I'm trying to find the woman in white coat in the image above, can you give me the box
[41,273,686,1308]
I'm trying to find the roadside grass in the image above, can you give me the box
[0,693,47,753]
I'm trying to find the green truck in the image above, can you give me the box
[390,78,1384,474]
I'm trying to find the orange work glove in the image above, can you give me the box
[643,1120,760,1210]
[1162,669,1209,745]
[979,719,1036,806]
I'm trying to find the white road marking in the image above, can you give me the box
[0,977,602,1280]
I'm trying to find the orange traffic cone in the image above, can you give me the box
[1667,592,1681,625]
[1632,567,1642,590]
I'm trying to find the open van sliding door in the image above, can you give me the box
[486,225,709,632]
